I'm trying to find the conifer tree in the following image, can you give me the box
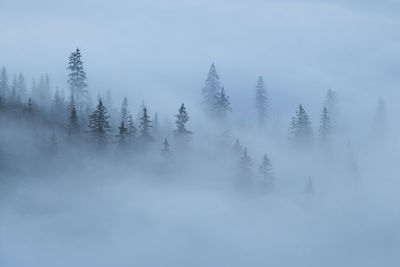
[88,98,111,147]
[174,103,192,141]
[24,97,34,115]
[138,106,153,142]
[17,73,27,102]
[161,138,171,158]
[116,120,128,147]
[214,87,232,120]
[373,98,386,138]
[68,106,80,137]
[319,106,331,145]
[259,154,274,192]
[120,96,129,123]
[153,112,160,136]
[68,48,87,106]
[289,104,313,148]
[202,63,221,113]
[255,76,268,126]
[126,115,137,142]
[51,88,66,122]
[238,147,253,188]
[232,139,244,157]
[0,67,9,99]
[10,75,18,104]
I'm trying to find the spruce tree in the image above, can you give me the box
[116,120,128,147]
[202,63,221,113]
[259,154,274,192]
[238,147,253,188]
[120,96,129,123]
[161,138,171,158]
[319,106,331,145]
[10,75,18,104]
[153,112,160,136]
[88,98,111,147]
[255,76,268,126]
[17,73,27,102]
[126,115,137,142]
[138,106,153,142]
[68,106,80,137]
[68,48,87,106]
[289,104,313,148]
[174,103,192,142]
[232,139,244,157]
[0,67,9,99]
[214,87,232,120]
[24,97,34,116]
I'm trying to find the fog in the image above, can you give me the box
[1,0,400,266]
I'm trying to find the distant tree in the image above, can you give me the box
[68,106,80,137]
[116,120,128,147]
[0,67,9,99]
[174,103,192,141]
[259,154,274,192]
[372,98,386,138]
[51,87,66,122]
[153,112,160,136]
[9,75,18,104]
[68,48,87,106]
[319,106,331,145]
[202,63,221,114]
[24,97,34,116]
[255,76,268,126]
[138,106,153,142]
[238,147,253,188]
[88,98,111,147]
[126,115,137,142]
[289,104,313,148]
[17,73,27,102]
[214,87,232,120]
[325,88,337,128]
[160,138,171,158]
[232,139,244,157]
[120,96,129,123]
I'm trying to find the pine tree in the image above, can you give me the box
[9,75,18,104]
[138,106,153,142]
[238,147,253,188]
[116,120,128,147]
[202,63,221,113]
[68,105,80,137]
[0,67,9,99]
[161,138,171,158]
[232,139,244,157]
[51,88,66,123]
[174,103,192,141]
[255,76,268,126]
[153,112,160,135]
[289,104,313,148]
[88,98,111,147]
[120,96,129,123]
[126,115,137,142]
[259,154,274,192]
[214,87,232,120]
[24,97,34,115]
[17,73,27,102]
[68,48,87,106]
[319,106,331,145]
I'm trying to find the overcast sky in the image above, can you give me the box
[1,0,399,117]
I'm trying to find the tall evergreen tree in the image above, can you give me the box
[0,67,9,99]
[51,88,66,122]
[68,48,87,106]
[88,98,111,147]
[255,76,268,126]
[319,106,331,145]
[174,103,192,140]
[138,106,153,142]
[238,147,253,188]
[259,154,274,192]
[160,138,171,158]
[17,73,27,102]
[120,96,129,123]
[126,115,137,142]
[214,87,232,120]
[116,120,128,147]
[289,104,313,148]
[153,112,160,135]
[68,106,80,137]
[24,97,34,117]
[9,75,18,104]
[232,139,244,157]
[202,63,221,113]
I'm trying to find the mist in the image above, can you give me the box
[1,0,400,266]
